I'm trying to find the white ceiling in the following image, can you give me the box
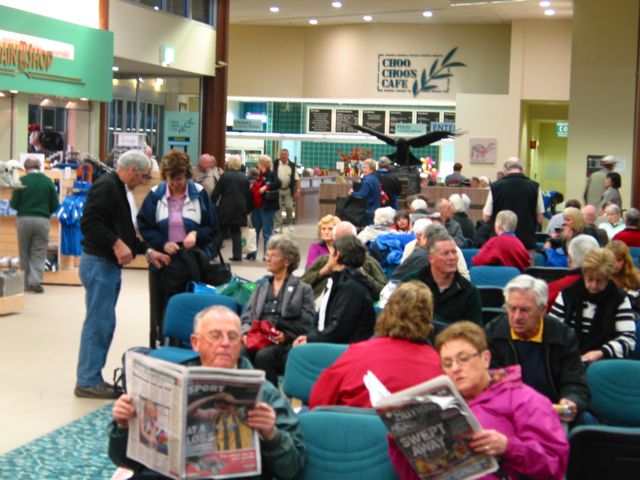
[230,0,573,26]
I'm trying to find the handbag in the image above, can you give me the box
[245,320,278,351]
[203,252,232,286]
[264,189,279,201]
[336,195,368,227]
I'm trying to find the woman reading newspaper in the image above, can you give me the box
[389,321,569,480]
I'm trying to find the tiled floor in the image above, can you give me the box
[0,220,318,454]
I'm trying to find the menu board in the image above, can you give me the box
[389,110,413,134]
[443,112,456,125]
[362,110,386,134]
[308,109,332,133]
[416,111,441,133]
[336,109,359,133]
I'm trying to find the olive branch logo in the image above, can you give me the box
[412,47,466,97]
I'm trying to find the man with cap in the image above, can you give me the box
[584,155,616,208]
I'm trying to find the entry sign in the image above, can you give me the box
[395,123,427,136]
[431,122,456,133]
[556,122,569,138]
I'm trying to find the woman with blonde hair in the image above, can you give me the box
[549,248,636,362]
[309,281,443,408]
[606,240,640,313]
[305,214,340,269]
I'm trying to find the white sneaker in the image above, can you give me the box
[273,226,282,234]
[288,225,295,233]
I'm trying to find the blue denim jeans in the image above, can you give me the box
[252,208,275,256]
[76,253,122,387]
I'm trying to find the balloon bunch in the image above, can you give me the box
[421,156,439,177]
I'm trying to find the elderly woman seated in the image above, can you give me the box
[357,206,397,244]
[309,281,443,408]
[472,210,530,271]
[305,214,340,269]
[240,236,315,385]
[389,321,569,480]
[549,247,636,362]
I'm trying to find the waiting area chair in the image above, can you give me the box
[523,266,569,283]
[296,407,399,480]
[567,426,640,480]
[283,343,348,405]
[460,248,480,267]
[586,359,640,427]
[469,266,520,288]
[148,293,240,364]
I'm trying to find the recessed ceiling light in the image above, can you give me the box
[309,18,318,25]
[112,66,119,72]
[270,6,279,13]
[80,97,88,101]
[544,8,555,16]
[539,1,551,7]
[9,89,18,94]
[331,1,342,8]
[363,15,373,22]
[423,10,433,18]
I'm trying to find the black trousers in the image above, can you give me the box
[241,343,288,386]
[148,269,169,348]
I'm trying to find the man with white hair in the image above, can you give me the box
[10,157,59,293]
[472,210,530,271]
[581,205,608,246]
[357,206,396,244]
[613,207,640,247]
[74,150,170,399]
[449,193,475,241]
[584,155,616,207]
[600,204,625,240]
[374,157,401,208]
[435,198,465,247]
[483,157,544,251]
[193,153,222,197]
[485,275,590,423]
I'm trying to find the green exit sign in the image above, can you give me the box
[556,122,569,137]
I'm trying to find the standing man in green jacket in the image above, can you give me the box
[10,157,59,293]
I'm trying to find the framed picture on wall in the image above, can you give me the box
[469,138,496,164]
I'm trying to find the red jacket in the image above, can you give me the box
[613,228,640,247]
[309,336,442,408]
[472,233,531,272]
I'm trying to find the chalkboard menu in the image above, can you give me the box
[443,112,456,125]
[389,110,413,134]
[308,109,332,133]
[335,109,359,133]
[416,111,441,133]
[362,110,386,133]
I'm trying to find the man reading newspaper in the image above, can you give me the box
[108,305,305,479]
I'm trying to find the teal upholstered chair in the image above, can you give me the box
[586,359,640,426]
[295,407,399,480]
[469,266,520,287]
[283,343,348,405]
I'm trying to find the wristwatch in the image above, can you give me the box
[145,248,154,260]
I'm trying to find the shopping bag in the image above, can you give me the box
[242,227,257,254]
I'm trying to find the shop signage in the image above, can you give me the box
[556,121,569,138]
[395,123,426,136]
[0,5,113,101]
[377,48,466,97]
[431,122,456,133]
[233,119,263,131]
[164,112,200,161]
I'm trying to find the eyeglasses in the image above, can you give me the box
[441,351,482,371]
[200,330,241,344]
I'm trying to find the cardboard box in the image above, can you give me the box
[0,270,24,296]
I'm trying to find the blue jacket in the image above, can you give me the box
[137,180,217,257]
[352,173,380,212]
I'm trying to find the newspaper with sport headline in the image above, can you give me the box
[125,351,265,479]
[369,372,499,480]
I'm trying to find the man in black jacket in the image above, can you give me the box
[485,274,590,422]
[74,150,170,399]
[294,235,376,346]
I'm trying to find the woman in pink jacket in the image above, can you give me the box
[389,321,569,480]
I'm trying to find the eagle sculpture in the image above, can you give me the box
[350,123,456,166]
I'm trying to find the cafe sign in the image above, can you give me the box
[377,48,466,97]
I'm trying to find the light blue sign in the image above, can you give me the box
[556,122,569,138]
[431,122,456,133]
[395,123,427,136]
[233,118,263,131]
[163,112,200,161]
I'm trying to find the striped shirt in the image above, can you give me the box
[549,294,636,358]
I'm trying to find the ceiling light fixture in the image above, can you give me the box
[544,8,555,15]
[331,1,342,8]
[80,97,88,101]
[309,18,318,25]
[363,15,373,22]
[423,10,433,18]
[270,6,279,13]
[539,1,551,7]
[9,89,18,94]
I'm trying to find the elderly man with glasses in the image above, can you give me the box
[109,305,305,479]
[484,274,590,424]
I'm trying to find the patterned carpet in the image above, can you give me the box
[0,404,117,480]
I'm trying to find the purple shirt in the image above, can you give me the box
[166,189,187,243]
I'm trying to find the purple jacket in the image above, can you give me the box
[305,241,330,269]
[389,365,569,480]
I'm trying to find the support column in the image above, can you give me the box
[201,0,230,167]
[98,0,109,162]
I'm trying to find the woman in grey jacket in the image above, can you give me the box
[240,236,315,385]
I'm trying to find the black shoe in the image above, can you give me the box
[74,382,122,399]
[29,284,44,293]
[245,253,257,261]
[229,257,242,262]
